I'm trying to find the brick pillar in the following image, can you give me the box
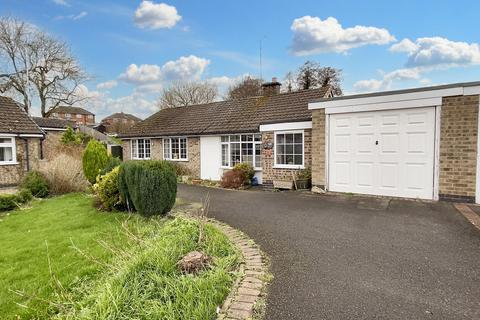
[311,109,326,188]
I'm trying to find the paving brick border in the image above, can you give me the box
[454,203,480,230]
[211,221,269,320]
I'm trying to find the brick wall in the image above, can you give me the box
[311,109,326,188]
[42,130,64,161]
[262,129,312,188]
[0,137,42,187]
[439,95,479,201]
[121,137,201,179]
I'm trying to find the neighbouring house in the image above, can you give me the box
[101,112,142,135]
[120,79,332,187]
[32,117,75,160]
[48,106,95,125]
[0,97,45,187]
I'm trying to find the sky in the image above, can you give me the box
[2,0,480,121]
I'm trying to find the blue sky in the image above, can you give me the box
[2,0,480,120]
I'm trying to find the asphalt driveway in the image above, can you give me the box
[178,184,480,320]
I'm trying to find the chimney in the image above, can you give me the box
[262,77,281,96]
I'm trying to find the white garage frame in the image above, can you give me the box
[324,106,441,200]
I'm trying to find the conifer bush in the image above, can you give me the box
[118,160,177,216]
[82,140,109,184]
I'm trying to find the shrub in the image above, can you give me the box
[0,189,32,211]
[233,163,255,183]
[93,166,124,211]
[296,167,312,180]
[100,156,122,176]
[220,169,247,189]
[118,160,177,216]
[20,170,49,198]
[61,126,91,146]
[39,153,89,194]
[82,140,109,184]
[61,126,79,145]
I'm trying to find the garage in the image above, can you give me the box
[328,107,436,200]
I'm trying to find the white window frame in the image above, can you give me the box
[0,136,17,165]
[273,130,305,169]
[163,137,188,161]
[131,138,151,160]
[220,134,262,170]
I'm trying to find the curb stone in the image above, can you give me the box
[211,221,269,320]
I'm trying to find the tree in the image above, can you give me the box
[283,71,296,93]
[226,76,262,100]
[156,80,217,109]
[296,61,320,90]
[0,17,87,115]
[289,61,343,96]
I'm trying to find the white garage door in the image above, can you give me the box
[328,107,436,199]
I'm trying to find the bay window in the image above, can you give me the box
[274,131,304,168]
[221,134,262,168]
[131,139,151,159]
[0,137,16,165]
[164,137,187,161]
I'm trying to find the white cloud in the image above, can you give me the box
[52,0,69,6]
[118,55,210,92]
[72,11,87,20]
[161,55,210,81]
[290,16,395,55]
[390,37,480,68]
[119,64,162,84]
[54,11,88,21]
[353,68,421,92]
[389,38,418,54]
[96,80,118,90]
[134,1,181,30]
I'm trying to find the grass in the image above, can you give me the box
[0,193,239,320]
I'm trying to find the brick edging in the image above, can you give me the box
[211,221,268,320]
[453,203,480,230]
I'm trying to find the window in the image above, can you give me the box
[65,113,71,119]
[131,139,151,159]
[0,137,16,164]
[275,131,304,168]
[163,137,187,161]
[221,134,262,168]
[76,114,82,119]
[52,113,58,117]
[88,115,94,119]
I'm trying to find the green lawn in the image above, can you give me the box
[0,194,239,319]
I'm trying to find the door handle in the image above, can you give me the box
[375,140,379,145]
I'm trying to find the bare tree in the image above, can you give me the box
[317,66,343,96]
[296,61,320,90]
[293,61,343,96]
[0,17,87,116]
[157,80,218,109]
[283,71,296,93]
[226,76,262,100]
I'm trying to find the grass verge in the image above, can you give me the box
[0,193,239,319]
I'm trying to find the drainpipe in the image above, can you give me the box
[20,137,30,172]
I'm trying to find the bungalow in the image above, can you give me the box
[0,96,45,187]
[120,79,332,187]
[121,80,480,203]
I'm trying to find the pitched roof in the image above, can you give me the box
[32,117,76,129]
[120,87,331,138]
[101,112,142,122]
[0,96,44,135]
[50,106,94,115]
